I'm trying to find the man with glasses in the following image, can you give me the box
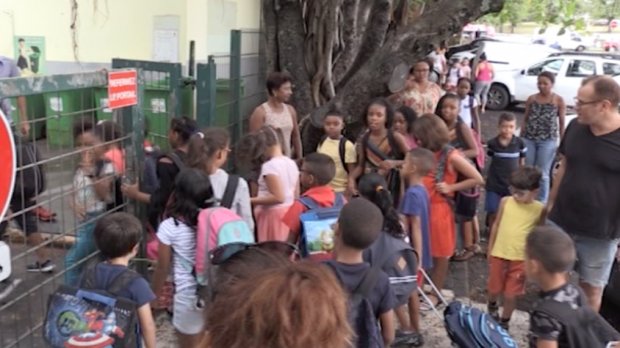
[547,75,620,312]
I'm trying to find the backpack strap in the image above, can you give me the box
[220,175,239,209]
[299,196,319,210]
[107,268,142,296]
[167,151,186,171]
[338,137,349,173]
[386,130,403,159]
[434,146,454,184]
[353,266,382,299]
[333,192,345,208]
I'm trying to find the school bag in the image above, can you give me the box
[13,135,45,199]
[326,263,384,348]
[363,232,418,305]
[44,263,141,348]
[318,135,349,173]
[444,301,517,348]
[533,291,620,348]
[298,193,345,261]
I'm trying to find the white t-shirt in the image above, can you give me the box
[459,95,479,128]
[73,163,114,214]
[257,155,299,208]
[209,168,254,231]
[157,218,197,293]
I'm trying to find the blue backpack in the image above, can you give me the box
[444,301,518,348]
[298,193,345,261]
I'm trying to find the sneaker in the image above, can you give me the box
[26,260,55,273]
[393,330,424,347]
[0,278,22,301]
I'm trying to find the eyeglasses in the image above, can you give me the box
[574,98,603,107]
[209,241,298,265]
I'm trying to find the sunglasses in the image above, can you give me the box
[209,241,299,265]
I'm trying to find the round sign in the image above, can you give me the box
[611,20,618,29]
[0,109,16,222]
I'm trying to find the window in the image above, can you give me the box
[566,60,596,77]
[603,62,620,76]
[527,59,563,76]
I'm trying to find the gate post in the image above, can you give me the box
[230,30,242,144]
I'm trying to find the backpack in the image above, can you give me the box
[13,136,45,199]
[326,263,384,348]
[95,159,124,212]
[534,294,620,348]
[298,193,345,261]
[363,233,418,305]
[143,150,186,196]
[444,301,517,348]
[361,131,404,207]
[44,263,141,348]
[435,145,481,204]
[456,114,485,170]
[318,135,349,173]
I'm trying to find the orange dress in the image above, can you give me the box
[422,149,458,258]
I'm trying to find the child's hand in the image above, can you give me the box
[121,183,140,200]
[435,182,453,194]
[346,182,358,197]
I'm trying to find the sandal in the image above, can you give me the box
[451,245,478,262]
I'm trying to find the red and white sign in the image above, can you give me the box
[108,70,138,109]
[0,109,16,222]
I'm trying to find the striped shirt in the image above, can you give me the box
[486,135,527,195]
[157,218,197,293]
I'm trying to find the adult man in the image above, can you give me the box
[547,75,620,311]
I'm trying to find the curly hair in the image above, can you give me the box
[204,262,353,348]
[236,125,285,172]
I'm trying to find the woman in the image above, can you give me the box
[521,71,565,204]
[389,60,443,115]
[473,53,494,113]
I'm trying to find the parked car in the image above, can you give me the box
[488,52,620,110]
[532,28,592,51]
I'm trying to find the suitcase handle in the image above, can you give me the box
[76,290,117,307]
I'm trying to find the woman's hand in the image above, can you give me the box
[436,182,454,195]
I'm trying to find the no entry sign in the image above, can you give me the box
[108,70,138,109]
[0,110,16,222]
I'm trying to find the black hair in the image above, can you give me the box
[499,112,517,124]
[396,105,418,134]
[409,60,432,75]
[358,174,404,238]
[236,126,284,172]
[168,168,216,227]
[480,52,487,61]
[324,109,345,120]
[434,93,461,121]
[526,226,576,273]
[266,72,292,96]
[94,120,123,147]
[18,38,24,43]
[338,198,383,250]
[538,71,556,84]
[187,127,230,170]
[363,98,396,130]
[302,152,336,186]
[94,212,142,259]
[73,116,95,140]
[407,147,436,176]
[457,77,472,87]
[510,165,542,190]
[170,116,198,144]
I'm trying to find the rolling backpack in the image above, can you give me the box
[444,301,517,348]
[318,135,349,173]
[298,193,345,261]
[44,263,141,348]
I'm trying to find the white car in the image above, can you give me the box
[488,52,620,110]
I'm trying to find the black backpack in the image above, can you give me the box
[318,135,349,173]
[13,136,45,199]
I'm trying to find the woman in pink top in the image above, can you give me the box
[473,53,494,113]
[389,60,443,116]
[249,72,302,161]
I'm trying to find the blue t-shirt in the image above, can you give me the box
[400,184,432,270]
[89,263,156,307]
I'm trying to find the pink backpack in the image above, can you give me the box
[194,207,254,286]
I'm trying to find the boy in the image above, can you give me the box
[487,166,544,330]
[326,198,396,347]
[456,77,481,136]
[92,212,156,348]
[485,112,526,231]
[317,110,357,195]
[284,152,339,244]
[526,226,620,348]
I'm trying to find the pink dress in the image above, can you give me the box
[254,155,299,242]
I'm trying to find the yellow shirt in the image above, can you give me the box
[317,137,357,192]
[491,197,544,261]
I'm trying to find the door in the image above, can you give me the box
[513,58,564,102]
[556,59,596,107]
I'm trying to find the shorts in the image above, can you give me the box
[9,195,37,236]
[487,256,526,297]
[455,193,478,220]
[485,191,506,214]
[172,291,206,335]
[572,234,620,288]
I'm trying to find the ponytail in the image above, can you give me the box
[358,173,405,238]
[186,127,230,171]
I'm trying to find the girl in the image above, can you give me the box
[521,71,566,204]
[152,168,215,347]
[187,127,254,231]
[456,77,481,137]
[444,60,461,92]
[237,126,299,242]
[473,53,494,113]
[393,105,418,150]
[435,94,482,261]
[358,173,423,347]
[412,115,484,306]
[349,98,409,205]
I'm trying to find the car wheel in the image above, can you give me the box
[487,84,510,110]
[576,45,586,52]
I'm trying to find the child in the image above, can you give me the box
[152,168,216,347]
[91,213,156,348]
[187,127,254,230]
[444,60,461,92]
[456,77,481,137]
[412,115,483,306]
[459,58,472,80]
[237,126,299,242]
[487,166,544,330]
[485,113,526,231]
[526,226,620,347]
[65,120,116,286]
[393,105,418,150]
[283,152,337,244]
[317,110,357,195]
[326,198,396,347]
[94,120,125,174]
[359,173,423,347]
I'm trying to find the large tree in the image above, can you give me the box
[263,0,505,150]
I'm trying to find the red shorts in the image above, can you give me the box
[487,256,526,297]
